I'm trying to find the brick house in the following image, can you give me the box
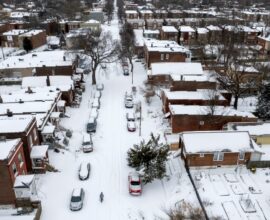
[126,19,145,29]
[18,30,47,49]
[168,10,183,18]
[143,29,160,39]
[206,25,222,43]
[257,34,270,54]
[125,10,139,19]
[160,26,179,42]
[180,131,262,167]
[196,27,209,44]
[0,23,9,34]
[161,89,229,113]
[145,19,164,30]
[165,19,182,29]
[139,9,153,19]
[153,9,168,19]
[147,62,204,85]
[144,39,191,68]
[0,116,40,172]
[0,50,76,77]
[1,29,28,47]
[168,104,257,133]
[179,26,196,45]
[0,138,27,204]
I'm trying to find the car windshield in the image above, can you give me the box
[71,196,81,202]
[131,181,140,185]
[83,141,91,145]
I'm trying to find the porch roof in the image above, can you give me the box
[14,174,35,188]
[30,145,48,159]
[41,125,55,135]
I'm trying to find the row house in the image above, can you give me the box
[144,39,191,68]
[168,104,257,133]
[143,29,160,39]
[161,89,229,113]
[125,10,139,19]
[0,138,27,205]
[147,62,204,85]
[179,26,196,45]
[126,19,145,29]
[0,116,40,172]
[160,26,178,42]
[0,50,76,77]
[8,21,29,30]
[196,27,209,44]
[168,10,184,18]
[1,29,46,49]
[206,25,222,43]
[153,9,168,19]
[238,10,270,23]
[145,19,163,30]
[80,19,101,33]
[139,9,153,20]
[180,131,262,167]
[59,20,81,33]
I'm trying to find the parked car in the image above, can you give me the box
[87,117,97,133]
[70,188,85,211]
[128,172,142,195]
[101,63,106,69]
[123,68,129,76]
[126,112,135,121]
[82,133,93,153]
[96,83,104,91]
[78,162,91,180]
[90,108,99,119]
[127,121,136,132]
[94,91,102,99]
[125,98,133,108]
[92,98,100,109]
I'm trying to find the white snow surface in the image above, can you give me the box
[0,115,34,133]
[181,131,255,153]
[0,138,21,160]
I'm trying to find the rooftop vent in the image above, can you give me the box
[7,109,13,117]
[32,54,37,57]
[19,99,24,104]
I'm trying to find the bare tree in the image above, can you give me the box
[84,32,120,85]
[203,89,220,115]
[120,23,135,83]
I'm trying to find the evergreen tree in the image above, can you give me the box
[127,133,169,184]
[256,82,270,120]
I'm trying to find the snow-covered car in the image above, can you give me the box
[127,121,136,132]
[125,92,133,108]
[128,172,142,195]
[82,133,93,153]
[87,117,97,133]
[126,112,135,121]
[78,162,91,180]
[70,188,85,211]
[96,83,104,91]
[94,91,102,99]
[92,98,100,109]
[123,68,129,76]
[90,108,99,119]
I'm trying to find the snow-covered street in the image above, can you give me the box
[37,13,198,218]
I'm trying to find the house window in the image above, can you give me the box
[200,153,204,157]
[213,152,224,161]
[12,162,18,176]
[18,153,24,167]
[165,54,169,60]
[161,54,164,60]
[239,151,245,160]
[33,129,38,141]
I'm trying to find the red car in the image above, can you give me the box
[127,121,136,132]
[128,172,142,195]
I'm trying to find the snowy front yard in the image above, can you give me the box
[191,167,270,220]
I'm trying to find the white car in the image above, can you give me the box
[126,112,135,121]
[96,83,104,91]
[78,162,91,180]
[127,121,136,132]
[70,188,85,211]
[128,172,142,195]
[82,133,93,153]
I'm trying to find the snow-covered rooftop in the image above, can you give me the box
[30,145,48,158]
[0,51,73,70]
[2,29,28,36]
[145,39,189,53]
[161,26,178,33]
[163,89,225,101]
[20,30,44,37]
[206,25,222,31]
[150,62,203,76]
[0,101,54,115]
[228,122,270,136]
[125,10,138,14]
[0,115,35,133]
[179,26,195,32]
[0,138,21,160]
[181,131,256,153]
[197,27,209,34]
[169,104,256,117]
[14,174,34,188]
[170,73,216,82]
[134,29,144,47]
[22,76,74,91]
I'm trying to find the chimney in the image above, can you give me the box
[46,75,51,87]
[180,75,183,80]
[19,99,24,103]
[27,87,33,93]
[63,56,66,61]
[7,109,13,117]
[0,95,2,103]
